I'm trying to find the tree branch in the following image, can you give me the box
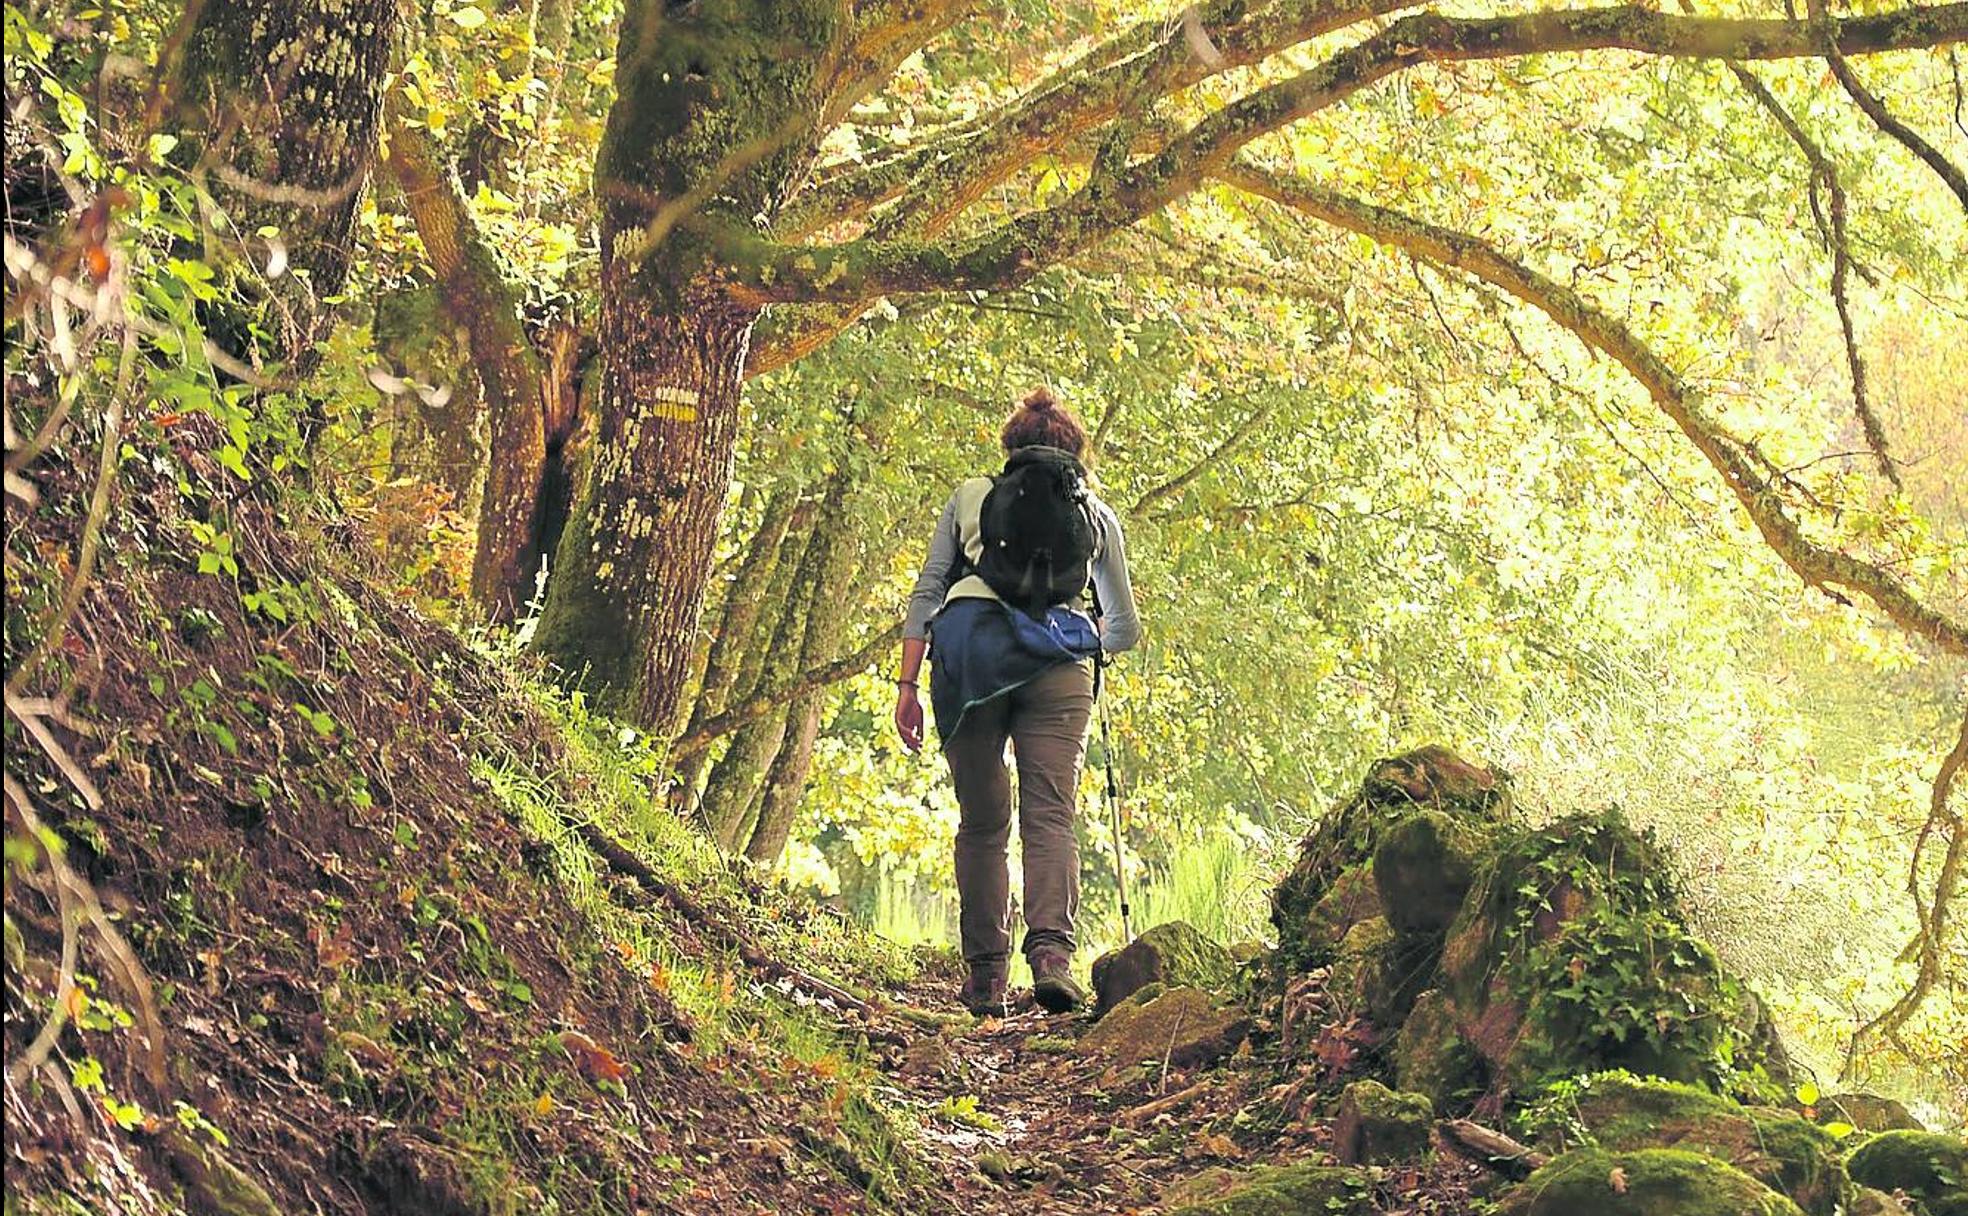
[672,622,904,758]
[716,4,1968,308]
[1814,0,1968,213]
[781,0,1420,240]
[1128,395,1280,519]
[1714,57,1901,488]
[1217,161,1968,659]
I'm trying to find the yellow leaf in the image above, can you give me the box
[450,6,487,29]
[534,1093,554,1116]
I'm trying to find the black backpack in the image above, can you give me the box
[972,446,1099,618]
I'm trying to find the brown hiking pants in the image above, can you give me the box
[942,661,1095,967]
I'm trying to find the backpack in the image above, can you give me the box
[971,446,1099,618]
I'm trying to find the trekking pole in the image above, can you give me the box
[1095,654,1134,944]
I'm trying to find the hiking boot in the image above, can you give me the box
[1029,949,1085,1014]
[958,966,1008,1017]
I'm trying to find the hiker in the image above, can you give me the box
[893,386,1141,1017]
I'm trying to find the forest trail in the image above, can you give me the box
[859,963,1486,1215]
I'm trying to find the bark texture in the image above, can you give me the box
[532,0,850,725]
[174,0,397,363]
[385,121,558,618]
[672,488,808,807]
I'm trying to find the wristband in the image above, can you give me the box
[895,678,918,687]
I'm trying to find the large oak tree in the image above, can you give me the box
[505,0,1966,734]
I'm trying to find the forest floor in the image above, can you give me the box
[852,962,1489,1215]
[2,433,1491,1215]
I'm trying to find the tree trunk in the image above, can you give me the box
[671,487,807,807]
[530,0,846,726]
[384,120,555,621]
[742,534,868,865]
[529,286,757,718]
[698,580,813,848]
[173,0,397,366]
[744,694,824,865]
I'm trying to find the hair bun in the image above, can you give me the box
[1022,386,1058,413]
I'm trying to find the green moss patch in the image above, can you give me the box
[1846,1131,1968,1216]
[1163,1162,1374,1216]
[1501,1147,1807,1215]
[1533,1073,1847,1215]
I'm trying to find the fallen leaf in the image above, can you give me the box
[559,1030,628,1083]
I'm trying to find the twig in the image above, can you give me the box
[3,776,169,1095]
[5,326,135,700]
[6,836,80,1090]
[1813,0,1968,214]
[1119,1077,1212,1124]
[1854,701,1968,1052]
[1437,1118,1551,1178]
[1705,38,1898,487]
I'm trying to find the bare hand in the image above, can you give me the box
[894,685,925,753]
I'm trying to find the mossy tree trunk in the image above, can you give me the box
[172,0,397,368]
[671,487,807,805]
[527,0,848,725]
[699,579,813,849]
[743,536,867,864]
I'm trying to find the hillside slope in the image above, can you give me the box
[3,435,941,1213]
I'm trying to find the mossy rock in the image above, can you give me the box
[1435,809,1784,1101]
[1163,1162,1374,1215]
[1090,921,1233,1017]
[1298,865,1384,961]
[1500,1147,1806,1215]
[1374,809,1492,936]
[1077,986,1250,1070]
[1846,1131,1968,1216]
[1817,1094,1923,1134]
[1272,746,1509,970]
[1852,1188,1914,1216]
[1560,1073,1848,1216]
[1328,916,1396,1022]
[1333,1080,1434,1166]
[1393,988,1482,1112]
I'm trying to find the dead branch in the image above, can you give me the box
[1438,1118,1551,1178]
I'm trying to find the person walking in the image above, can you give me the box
[893,387,1141,1017]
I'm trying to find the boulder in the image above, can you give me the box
[1163,1162,1373,1216]
[1332,1080,1433,1166]
[1816,1093,1923,1134]
[1554,1073,1847,1216]
[1077,986,1250,1070]
[1392,988,1481,1112]
[1500,1147,1806,1215]
[1272,746,1510,971]
[1374,810,1488,936]
[1852,1189,1913,1216]
[1435,810,1788,1103]
[1845,1131,1968,1216]
[1327,917,1396,1022]
[1090,921,1233,1017]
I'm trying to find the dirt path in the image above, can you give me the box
[875,973,1290,1215]
[863,968,1488,1215]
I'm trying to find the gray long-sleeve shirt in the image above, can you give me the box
[904,476,1141,652]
